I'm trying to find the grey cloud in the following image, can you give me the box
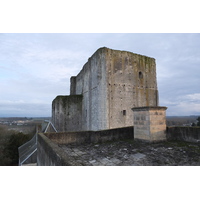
[0,33,200,116]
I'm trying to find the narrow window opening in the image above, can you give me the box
[139,71,143,79]
[123,110,126,116]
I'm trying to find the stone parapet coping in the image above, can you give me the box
[132,106,167,111]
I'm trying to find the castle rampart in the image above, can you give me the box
[37,126,200,166]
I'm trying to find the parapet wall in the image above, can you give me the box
[167,126,200,143]
[37,132,74,166]
[37,126,133,166]
[45,126,133,145]
[37,126,200,166]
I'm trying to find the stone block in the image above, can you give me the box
[132,106,167,142]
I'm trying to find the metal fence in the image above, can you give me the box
[18,120,57,166]
[44,120,57,133]
[18,134,37,166]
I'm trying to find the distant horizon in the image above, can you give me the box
[0,115,199,118]
[0,116,51,118]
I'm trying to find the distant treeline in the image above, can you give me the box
[0,117,51,121]
[0,125,35,166]
[166,116,199,126]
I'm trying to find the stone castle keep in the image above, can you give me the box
[52,47,162,135]
[20,47,200,166]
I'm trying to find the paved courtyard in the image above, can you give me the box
[59,139,200,166]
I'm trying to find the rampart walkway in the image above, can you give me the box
[59,140,200,166]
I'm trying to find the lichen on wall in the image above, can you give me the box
[106,48,158,129]
[52,95,83,132]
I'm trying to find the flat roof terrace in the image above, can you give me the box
[37,127,200,166]
[58,140,200,166]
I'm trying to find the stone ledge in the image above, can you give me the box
[132,106,167,111]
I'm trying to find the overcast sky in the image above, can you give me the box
[0,33,199,117]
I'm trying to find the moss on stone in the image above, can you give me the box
[55,95,83,109]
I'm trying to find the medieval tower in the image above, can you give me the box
[52,47,159,132]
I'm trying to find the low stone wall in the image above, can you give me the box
[167,126,200,143]
[37,133,75,166]
[37,126,200,166]
[45,126,134,145]
[37,126,133,166]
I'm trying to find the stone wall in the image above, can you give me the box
[105,48,158,129]
[72,48,108,131]
[37,132,73,166]
[132,106,167,142]
[37,126,200,166]
[45,126,133,145]
[167,126,200,143]
[37,126,133,166]
[62,47,159,132]
[52,95,83,132]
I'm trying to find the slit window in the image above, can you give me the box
[123,110,126,116]
[139,71,143,79]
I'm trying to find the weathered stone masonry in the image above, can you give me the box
[52,47,159,132]
[132,106,167,142]
[52,95,83,132]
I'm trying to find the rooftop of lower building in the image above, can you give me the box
[58,139,200,166]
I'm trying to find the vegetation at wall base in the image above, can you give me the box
[3,132,31,165]
[0,125,33,166]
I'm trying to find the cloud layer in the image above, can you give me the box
[0,33,199,117]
